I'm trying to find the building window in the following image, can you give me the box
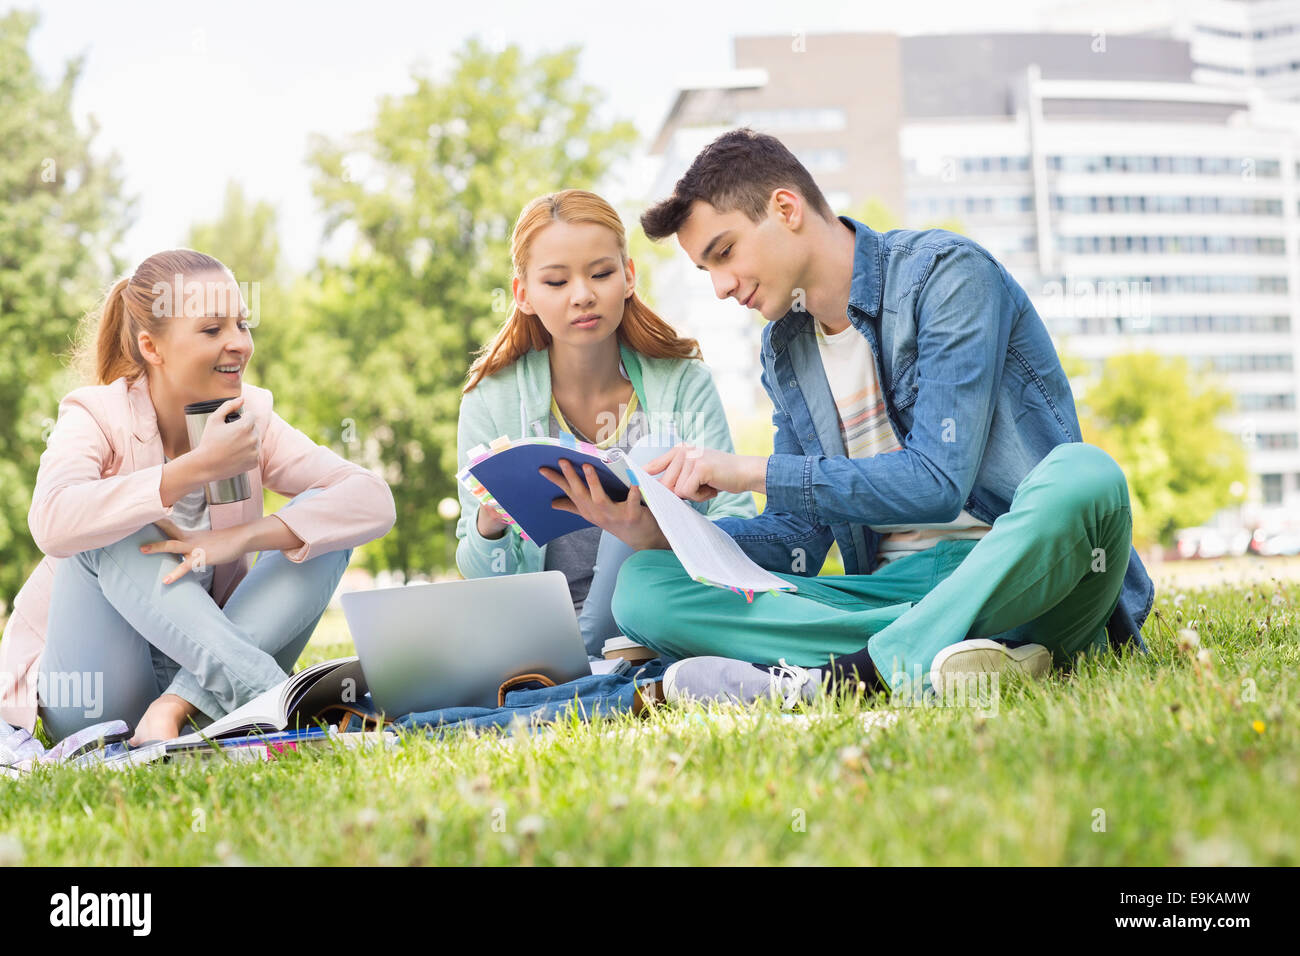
[917,156,1032,178]
[1067,275,1288,295]
[1237,393,1297,412]
[1228,355,1293,372]
[1050,194,1284,216]
[795,148,846,173]
[1257,434,1300,451]
[1048,154,1281,177]
[1056,235,1287,256]
[1262,474,1284,505]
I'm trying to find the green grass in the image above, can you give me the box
[2,580,1296,865]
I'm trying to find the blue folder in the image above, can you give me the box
[466,443,633,545]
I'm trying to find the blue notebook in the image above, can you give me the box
[458,437,638,545]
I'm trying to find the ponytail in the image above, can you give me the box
[97,277,136,385]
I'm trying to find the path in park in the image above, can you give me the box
[1151,555,1300,590]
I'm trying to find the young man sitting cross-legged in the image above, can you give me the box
[541,128,1154,706]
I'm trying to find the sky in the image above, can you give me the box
[13,0,1073,270]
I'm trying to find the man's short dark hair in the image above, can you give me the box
[640,128,836,241]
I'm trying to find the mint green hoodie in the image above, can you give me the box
[455,342,757,578]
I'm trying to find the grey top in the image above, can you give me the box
[162,456,215,595]
[543,404,648,614]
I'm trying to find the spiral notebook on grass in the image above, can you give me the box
[458,436,795,599]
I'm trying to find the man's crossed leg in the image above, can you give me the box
[612,442,1133,704]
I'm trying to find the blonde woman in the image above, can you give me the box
[0,250,395,744]
[457,189,755,658]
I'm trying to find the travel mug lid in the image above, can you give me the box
[183,397,238,415]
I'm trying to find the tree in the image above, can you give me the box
[183,180,293,396]
[184,181,291,389]
[292,39,638,576]
[185,180,282,288]
[0,11,129,607]
[1079,352,1247,547]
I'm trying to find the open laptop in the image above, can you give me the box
[339,570,592,715]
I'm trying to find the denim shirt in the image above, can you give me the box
[715,217,1153,651]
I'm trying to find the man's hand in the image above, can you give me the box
[645,445,767,501]
[140,519,254,585]
[539,459,670,551]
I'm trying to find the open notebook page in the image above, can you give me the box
[168,658,359,745]
[625,456,796,595]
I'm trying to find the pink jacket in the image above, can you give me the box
[0,375,396,730]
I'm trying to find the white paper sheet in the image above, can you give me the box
[624,456,796,595]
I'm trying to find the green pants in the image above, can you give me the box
[611,442,1133,691]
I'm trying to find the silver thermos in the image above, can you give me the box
[183,398,252,504]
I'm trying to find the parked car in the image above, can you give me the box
[1175,526,1253,559]
[1197,530,1228,559]
[1250,530,1300,556]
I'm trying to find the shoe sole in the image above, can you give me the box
[929,639,1051,693]
[662,660,686,703]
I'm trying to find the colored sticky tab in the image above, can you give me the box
[557,431,577,448]
[467,443,489,463]
[720,584,756,603]
[489,435,512,452]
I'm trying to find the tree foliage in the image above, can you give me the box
[1079,351,1247,546]
[0,11,128,605]
[183,180,294,391]
[185,180,281,287]
[270,40,638,576]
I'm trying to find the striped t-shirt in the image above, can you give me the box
[814,319,990,569]
[161,456,216,595]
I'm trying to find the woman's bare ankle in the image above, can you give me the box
[129,693,199,745]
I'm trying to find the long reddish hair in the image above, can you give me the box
[464,189,700,392]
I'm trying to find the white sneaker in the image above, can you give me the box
[929,639,1051,695]
[662,656,824,709]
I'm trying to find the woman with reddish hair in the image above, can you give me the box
[456,189,754,659]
